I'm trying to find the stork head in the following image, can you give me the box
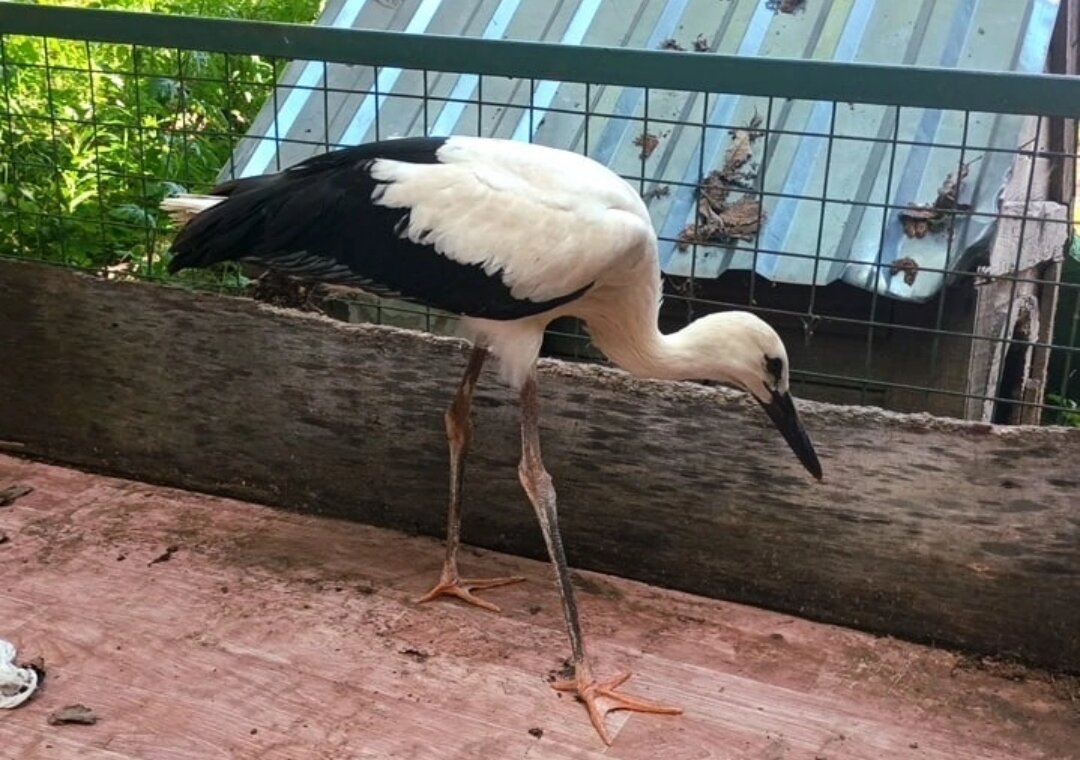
[689,311,822,481]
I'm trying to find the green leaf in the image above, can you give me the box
[111,203,155,229]
[67,189,99,212]
[158,181,188,198]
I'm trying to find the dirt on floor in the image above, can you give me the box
[1,456,1077,759]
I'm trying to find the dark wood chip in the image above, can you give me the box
[0,484,32,507]
[148,544,180,566]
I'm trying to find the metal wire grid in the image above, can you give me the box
[0,29,1077,424]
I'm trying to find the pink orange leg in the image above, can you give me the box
[416,346,524,613]
[517,373,681,745]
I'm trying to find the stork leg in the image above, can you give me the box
[417,346,525,612]
[517,372,682,745]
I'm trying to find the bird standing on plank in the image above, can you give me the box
[162,135,822,745]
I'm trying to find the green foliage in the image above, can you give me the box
[1045,394,1080,427]
[1047,244,1080,419]
[23,0,324,22]
[0,0,322,283]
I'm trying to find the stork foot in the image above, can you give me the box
[552,667,682,745]
[416,573,525,613]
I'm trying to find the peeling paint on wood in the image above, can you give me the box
[0,259,1077,672]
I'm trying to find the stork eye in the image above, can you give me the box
[765,356,784,383]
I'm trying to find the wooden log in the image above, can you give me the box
[1,258,1078,672]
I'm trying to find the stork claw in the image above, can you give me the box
[552,667,682,745]
[416,574,525,613]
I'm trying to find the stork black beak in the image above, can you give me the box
[757,390,823,480]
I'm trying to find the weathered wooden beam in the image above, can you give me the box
[1,258,1078,672]
[976,201,1069,280]
[1047,0,1078,205]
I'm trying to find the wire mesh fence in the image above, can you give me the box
[1,4,1077,425]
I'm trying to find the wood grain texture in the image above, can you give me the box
[0,258,1078,672]
[0,456,1076,759]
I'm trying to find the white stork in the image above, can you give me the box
[162,135,822,745]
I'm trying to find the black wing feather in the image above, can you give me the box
[167,136,589,320]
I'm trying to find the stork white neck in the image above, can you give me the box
[582,274,785,400]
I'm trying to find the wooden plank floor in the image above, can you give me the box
[0,455,1076,759]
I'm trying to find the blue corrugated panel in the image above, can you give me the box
[237,0,1061,302]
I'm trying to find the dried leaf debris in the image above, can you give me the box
[659,35,710,52]
[634,129,673,160]
[634,131,660,160]
[899,162,974,239]
[766,0,807,14]
[935,163,971,213]
[890,257,920,286]
[720,113,764,183]
[678,114,767,250]
[246,269,321,312]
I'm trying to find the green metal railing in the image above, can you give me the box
[4,5,1080,117]
[1,3,1078,425]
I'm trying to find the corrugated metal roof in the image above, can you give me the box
[231,0,1062,302]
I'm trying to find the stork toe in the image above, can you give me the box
[552,669,682,745]
[416,573,525,612]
